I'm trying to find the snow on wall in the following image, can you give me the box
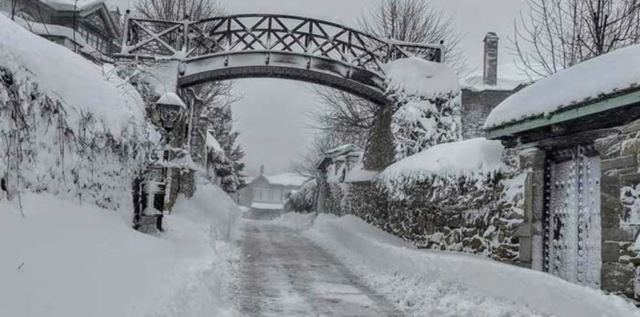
[384,57,462,160]
[0,15,144,134]
[485,44,640,129]
[320,139,525,261]
[379,138,506,189]
[0,16,153,212]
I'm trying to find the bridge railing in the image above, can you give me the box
[120,14,443,75]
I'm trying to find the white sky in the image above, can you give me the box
[109,0,529,175]
[227,0,528,176]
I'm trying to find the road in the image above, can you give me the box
[234,220,404,317]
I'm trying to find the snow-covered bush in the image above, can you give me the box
[383,58,462,160]
[0,15,153,214]
[285,179,318,213]
[0,66,153,212]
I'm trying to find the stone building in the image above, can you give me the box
[0,0,122,61]
[461,32,528,139]
[485,44,640,299]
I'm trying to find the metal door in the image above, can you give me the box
[545,146,601,288]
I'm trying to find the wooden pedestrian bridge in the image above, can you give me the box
[116,13,443,104]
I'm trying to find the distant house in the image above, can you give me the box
[461,32,529,139]
[239,168,309,211]
[1,0,122,61]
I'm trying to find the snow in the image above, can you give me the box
[206,130,224,154]
[485,44,640,129]
[379,138,506,182]
[0,14,144,133]
[251,202,284,210]
[344,162,378,183]
[462,63,530,92]
[383,57,460,97]
[158,92,187,108]
[305,214,640,317]
[270,212,318,231]
[264,172,309,187]
[41,0,104,11]
[0,181,240,317]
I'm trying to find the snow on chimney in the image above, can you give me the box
[483,32,499,86]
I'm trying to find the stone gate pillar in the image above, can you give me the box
[517,147,546,270]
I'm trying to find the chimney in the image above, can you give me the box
[483,32,499,86]
[259,165,265,175]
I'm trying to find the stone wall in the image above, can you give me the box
[594,122,640,299]
[461,89,515,139]
[321,162,525,263]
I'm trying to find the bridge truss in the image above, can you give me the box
[118,13,444,103]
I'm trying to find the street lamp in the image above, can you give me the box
[157,92,187,131]
[133,92,186,233]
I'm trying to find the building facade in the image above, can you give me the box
[1,0,122,60]
[461,32,527,139]
[239,169,309,210]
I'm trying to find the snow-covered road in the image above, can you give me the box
[234,220,404,316]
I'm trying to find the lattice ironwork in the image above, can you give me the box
[119,13,443,75]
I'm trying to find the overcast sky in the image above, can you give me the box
[227,0,529,176]
[110,0,529,176]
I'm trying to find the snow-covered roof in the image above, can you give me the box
[463,63,530,92]
[9,15,103,54]
[264,173,309,187]
[324,144,361,159]
[250,202,284,210]
[0,15,144,133]
[484,44,640,130]
[383,57,459,97]
[157,92,186,108]
[379,138,506,182]
[41,0,105,11]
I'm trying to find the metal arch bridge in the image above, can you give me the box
[118,13,443,104]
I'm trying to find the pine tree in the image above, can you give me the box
[205,102,247,191]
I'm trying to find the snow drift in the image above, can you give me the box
[0,181,240,317]
[0,14,153,212]
[306,214,640,317]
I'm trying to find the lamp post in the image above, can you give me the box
[133,92,186,233]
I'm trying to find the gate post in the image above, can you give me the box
[517,147,546,270]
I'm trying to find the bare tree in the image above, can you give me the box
[513,0,640,78]
[308,0,464,162]
[358,0,465,71]
[135,0,222,20]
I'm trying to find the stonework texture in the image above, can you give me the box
[320,156,525,263]
[595,124,640,299]
[461,89,516,139]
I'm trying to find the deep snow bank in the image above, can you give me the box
[0,182,240,317]
[0,14,144,132]
[306,214,640,317]
[0,15,153,212]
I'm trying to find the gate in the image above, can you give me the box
[544,145,601,288]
